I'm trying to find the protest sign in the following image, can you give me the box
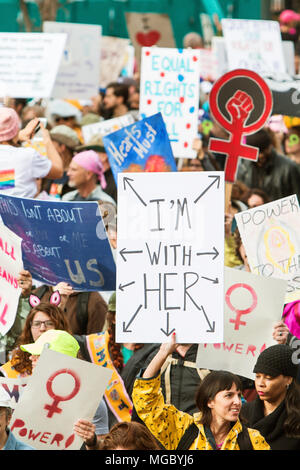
[211,36,228,79]
[0,33,66,98]
[0,195,116,292]
[196,267,287,379]
[208,69,273,182]
[0,377,28,408]
[10,349,112,450]
[103,113,177,184]
[99,36,130,89]
[0,224,22,336]
[139,47,200,158]
[81,113,134,144]
[125,12,175,66]
[235,195,300,303]
[221,19,286,75]
[200,13,214,48]
[116,171,224,344]
[198,48,217,82]
[43,22,101,100]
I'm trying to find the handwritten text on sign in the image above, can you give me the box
[0,224,23,336]
[139,47,200,158]
[10,349,112,450]
[0,195,116,291]
[116,172,225,344]
[235,195,300,303]
[196,267,287,379]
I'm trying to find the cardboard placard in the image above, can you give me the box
[81,113,134,144]
[116,171,225,344]
[196,267,287,379]
[99,36,130,89]
[0,377,28,408]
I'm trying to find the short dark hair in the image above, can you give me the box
[195,370,242,426]
[106,82,129,105]
[246,128,273,152]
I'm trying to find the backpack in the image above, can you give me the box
[176,422,253,450]
[34,285,90,333]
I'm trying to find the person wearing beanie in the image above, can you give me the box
[242,344,300,450]
[0,107,63,198]
[236,127,300,203]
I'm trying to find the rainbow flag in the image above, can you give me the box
[0,169,15,189]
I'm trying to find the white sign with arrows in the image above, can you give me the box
[116,172,225,343]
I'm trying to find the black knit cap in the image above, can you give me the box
[253,344,298,378]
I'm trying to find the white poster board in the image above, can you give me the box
[0,224,23,336]
[0,33,66,98]
[100,36,130,89]
[81,113,135,144]
[10,349,112,450]
[235,195,300,303]
[116,171,225,344]
[0,377,28,408]
[43,22,101,99]
[211,36,228,79]
[139,47,200,158]
[196,267,287,379]
[221,19,286,75]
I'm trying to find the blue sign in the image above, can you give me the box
[103,112,177,184]
[0,195,116,291]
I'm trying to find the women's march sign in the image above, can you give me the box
[139,47,200,158]
[0,224,23,336]
[196,267,287,379]
[235,195,300,303]
[0,195,116,291]
[103,113,177,184]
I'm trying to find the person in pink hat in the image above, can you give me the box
[0,107,63,198]
[279,9,300,41]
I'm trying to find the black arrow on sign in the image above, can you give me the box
[119,248,143,262]
[194,175,221,204]
[123,304,143,333]
[201,305,215,333]
[123,176,147,206]
[196,246,219,260]
[201,276,219,284]
[119,281,135,291]
[160,312,175,337]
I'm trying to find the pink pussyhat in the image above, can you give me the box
[73,150,107,189]
[0,107,20,142]
[282,300,300,339]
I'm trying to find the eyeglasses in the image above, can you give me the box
[31,321,55,329]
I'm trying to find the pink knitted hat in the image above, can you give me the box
[0,107,20,142]
[72,150,107,189]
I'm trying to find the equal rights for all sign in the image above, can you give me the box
[0,195,116,291]
[235,195,300,303]
[139,47,200,158]
[116,172,224,344]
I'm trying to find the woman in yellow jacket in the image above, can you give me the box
[132,333,270,451]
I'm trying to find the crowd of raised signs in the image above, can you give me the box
[0,8,300,452]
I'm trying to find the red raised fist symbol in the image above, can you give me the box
[226,90,254,125]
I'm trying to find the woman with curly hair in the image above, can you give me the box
[76,292,144,428]
[0,296,71,378]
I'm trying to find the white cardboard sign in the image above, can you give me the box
[0,33,66,98]
[235,195,300,303]
[116,171,225,344]
[81,113,135,144]
[0,377,28,408]
[221,19,286,75]
[0,224,23,336]
[196,267,287,379]
[139,47,200,158]
[10,349,112,450]
[43,21,101,99]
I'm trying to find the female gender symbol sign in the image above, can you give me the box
[225,283,258,330]
[44,369,81,418]
[208,69,273,183]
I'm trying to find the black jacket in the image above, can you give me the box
[237,148,300,202]
[242,397,300,450]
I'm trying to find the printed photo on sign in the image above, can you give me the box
[0,196,116,292]
[103,113,177,185]
[235,194,300,303]
[139,47,200,158]
[10,349,112,450]
[116,171,224,344]
[196,267,287,379]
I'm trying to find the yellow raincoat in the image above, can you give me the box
[132,373,270,450]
